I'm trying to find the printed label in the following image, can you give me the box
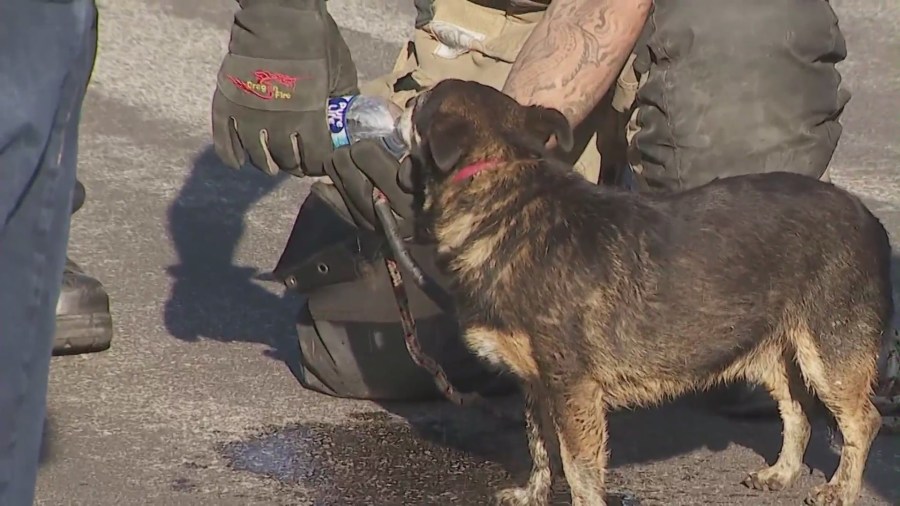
[227,70,304,100]
[327,95,356,148]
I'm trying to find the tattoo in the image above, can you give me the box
[502,0,651,129]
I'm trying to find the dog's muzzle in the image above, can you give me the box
[398,91,429,149]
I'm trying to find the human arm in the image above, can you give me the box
[501,0,652,131]
[323,0,651,232]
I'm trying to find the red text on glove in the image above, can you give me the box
[227,70,307,100]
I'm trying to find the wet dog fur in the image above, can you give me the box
[395,79,893,506]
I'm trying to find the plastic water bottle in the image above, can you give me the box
[327,95,408,159]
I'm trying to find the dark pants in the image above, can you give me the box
[0,1,98,504]
[630,0,849,191]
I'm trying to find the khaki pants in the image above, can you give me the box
[359,0,640,185]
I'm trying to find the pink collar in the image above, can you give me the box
[451,160,501,183]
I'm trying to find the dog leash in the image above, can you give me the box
[371,187,520,425]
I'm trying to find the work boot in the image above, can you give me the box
[54,179,113,356]
[54,258,113,355]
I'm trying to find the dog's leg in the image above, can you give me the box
[551,380,607,506]
[793,325,882,506]
[742,348,811,491]
[495,383,553,506]
[804,390,880,506]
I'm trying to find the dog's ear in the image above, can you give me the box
[525,105,574,154]
[425,117,475,174]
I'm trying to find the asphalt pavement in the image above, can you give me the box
[34,0,900,504]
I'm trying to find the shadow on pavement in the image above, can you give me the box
[164,147,900,504]
[163,145,303,369]
[379,390,900,504]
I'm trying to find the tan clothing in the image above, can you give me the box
[361,0,640,184]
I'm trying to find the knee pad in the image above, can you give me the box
[630,0,850,191]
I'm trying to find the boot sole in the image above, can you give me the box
[53,312,113,356]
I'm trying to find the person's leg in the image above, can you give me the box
[0,0,98,503]
[627,0,849,191]
[622,0,851,417]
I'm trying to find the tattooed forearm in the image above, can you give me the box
[502,0,651,129]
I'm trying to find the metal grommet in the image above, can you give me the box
[316,263,329,274]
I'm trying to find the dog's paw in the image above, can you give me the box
[742,465,801,491]
[804,484,847,506]
[494,486,542,506]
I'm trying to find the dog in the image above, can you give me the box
[394,78,893,506]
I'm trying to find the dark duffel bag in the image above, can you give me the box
[272,182,516,400]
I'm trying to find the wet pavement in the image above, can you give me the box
[218,411,513,505]
[205,398,900,505]
[32,0,900,504]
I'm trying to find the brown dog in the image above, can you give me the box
[395,78,893,506]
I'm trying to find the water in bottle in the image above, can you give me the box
[327,95,408,159]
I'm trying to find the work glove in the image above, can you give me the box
[212,0,358,177]
[322,140,416,238]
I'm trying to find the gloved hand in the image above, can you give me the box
[322,139,416,238]
[212,0,358,177]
